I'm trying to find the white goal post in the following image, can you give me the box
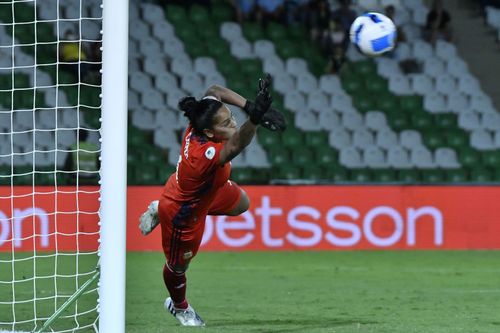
[0,0,128,331]
[99,0,128,331]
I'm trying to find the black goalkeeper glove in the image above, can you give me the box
[261,107,287,132]
[244,74,273,125]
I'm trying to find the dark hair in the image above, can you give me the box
[178,96,223,135]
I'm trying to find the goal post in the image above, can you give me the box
[0,0,128,331]
[99,0,128,331]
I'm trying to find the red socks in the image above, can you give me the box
[163,264,188,309]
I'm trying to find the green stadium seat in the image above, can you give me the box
[231,168,254,184]
[388,111,410,131]
[14,74,29,89]
[292,147,313,167]
[0,2,13,23]
[459,148,480,168]
[0,75,11,90]
[376,94,398,113]
[445,169,467,183]
[398,169,420,183]
[373,169,396,182]
[350,169,372,182]
[434,114,457,129]
[165,5,187,26]
[13,89,34,109]
[315,146,338,167]
[242,22,265,42]
[135,165,159,185]
[421,170,444,183]
[277,164,300,180]
[274,39,301,59]
[423,132,445,150]
[288,25,308,41]
[268,146,290,166]
[37,22,55,43]
[211,4,233,24]
[282,128,303,147]
[325,166,348,182]
[11,23,35,44]
[14,2,35,23]
[342,76,364,94]
[266,22,287,41]
[258,130,281,147]
[198,23,219,40]
[470,168,493,182]
[0,91,12,110]
[412,112,434,131]
[305,131,328,146]
[240,59,262,77]
[365,76,387,94]
[482,150,500,167]
[207,39,231,62]
[353,60,377,76]
[129,127,147,147]
[445,130,468,149]
[59,70,77,85]
[301,164,324,181]
[252,168,269,184]
[399,95,422,113]
[353,93,376,113]
[36,44,57,64]
[189,5,209,24]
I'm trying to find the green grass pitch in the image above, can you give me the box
[2,251,500,332]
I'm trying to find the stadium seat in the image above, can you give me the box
[424,93,447,114]
[365,111,388,131]
[388,146,412,168]
[295,111,318,131]
[400,130,423,149]
[423,131,445,150]
[350,169,372,182]
[363,146,388,168]
[319,75,342,95]
[470,130,494,150]
[254,40,275,59]
[470,168,493,182]
[459,147,480,168]
[342,112,364,131]
[307,91,329,112]
[352,129,375,149]
[373,169,396,182]
[398,169,420,183]
[318,111,341,131]
[458,111,481,131]
[340,147,364,168]
[410,147,435,169]
[282,128,304,147]
[296,73,318,94]
[421,169,444,183]
[445,169,467,183]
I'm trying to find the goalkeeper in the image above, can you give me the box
[139,74,285,327]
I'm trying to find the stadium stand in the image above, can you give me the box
[1,0,499,185]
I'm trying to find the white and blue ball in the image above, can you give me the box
[349,12,396,56]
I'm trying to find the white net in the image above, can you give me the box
[0,0,102,331]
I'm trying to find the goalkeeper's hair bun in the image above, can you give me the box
[177,96,223,135]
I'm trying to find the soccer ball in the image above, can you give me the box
[349,12,396,56]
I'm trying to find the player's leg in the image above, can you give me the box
[208,180,249,216]
[159,201,205,326]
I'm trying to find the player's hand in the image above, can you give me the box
[261,107,287,132]
[244,74,273,125]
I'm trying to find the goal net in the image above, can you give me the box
[0,0,104,331]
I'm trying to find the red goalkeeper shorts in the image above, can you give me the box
[159,180,242,269]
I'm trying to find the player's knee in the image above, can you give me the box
[233,190,250,215]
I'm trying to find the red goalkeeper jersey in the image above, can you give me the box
[161,125,231,220]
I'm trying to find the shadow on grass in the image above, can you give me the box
[208,317,378,332]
